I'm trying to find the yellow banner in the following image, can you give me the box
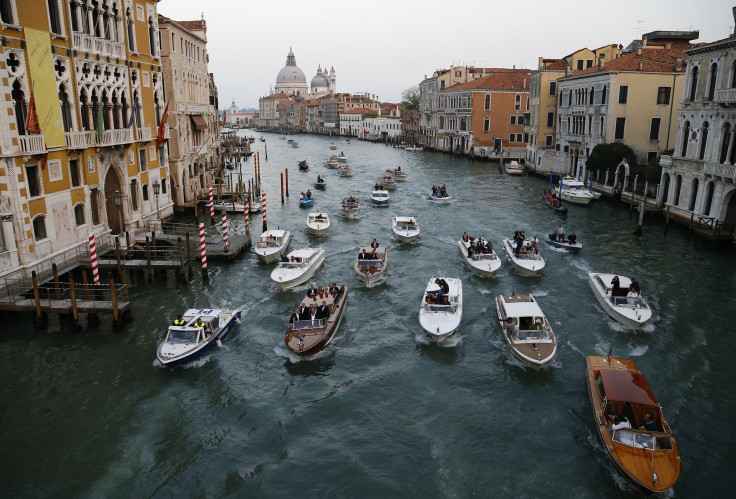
[25,28,64,148]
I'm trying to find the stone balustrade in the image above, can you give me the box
[18,134,46,155]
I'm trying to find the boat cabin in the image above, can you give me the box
[167,309,222,344]
[279,249,319,269]
[257,230,286,248]
[498,295,551,342]
[594,274,648,309]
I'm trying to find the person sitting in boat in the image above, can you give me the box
[629,277,640,296]
[611,414,631,431]
[300,192,305,200]
[306,189,312,199]
[519,244,528,255]
[358,249,368,260]
[369,249,378,260]
[173,314,185,326]
[638,413,658,432]
[329,283,339,295]
[567,233,577,245]
[440,295,450,305]
[462,232,469,243]
[467,244,474,258]
[194,318,207,335]
[307,283,318,298]
[426,293,436,305]
[529,319,543,330]
[437,279,449,297]
[316,300,331,321]
[530,235,539,248]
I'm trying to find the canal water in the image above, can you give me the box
[1,132,734,497]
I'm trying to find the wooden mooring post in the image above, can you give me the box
[145,236,152,281]
[109,277,121,331]
[31,271,47,329]
[52,263,61,300]
[186,232,193,278]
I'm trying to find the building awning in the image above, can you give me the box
[190,115,208,130]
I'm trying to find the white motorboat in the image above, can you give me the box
[429,187,451,203]
[419,277,462,341]
[279,135,286,140]
[254,229,291,263]
[405,146,423,151]
[378,175,396,190]
[392,216,419,243]
[336,152,347,162]
[270,247,325,290]
[385,168,407,180]
[326,157,339,168]
[341,196,360,218]
[588,273,652,328]
[495,294,556,368]
[370,189,390,206]
[291,141,299,148]
[502,238,545,276]
[458,238,502,276]
[156,307,242,368]
[554,177,595,205]
[306,212,330,236]
[505,161,524,175]
[338,164,352,176]
[213,200,245,213]
[329,143,337,150]
[353,245,388,284]
[546,233,583,252]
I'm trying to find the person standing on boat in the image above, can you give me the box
[556,224,565,241]
[316,300,330,321]
[290,307,300,325]
[306,189,312,199]
[299,303,310,320]
[530,235,539,248]
[371,239,379,249]
[309,304,318,325]
[629,278,640,296]
[504,317,516,337]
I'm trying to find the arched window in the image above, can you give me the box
[11,80,27,135]
[567,90,572,106]
[161,178,167,194]
[559,90,563,106]
[707,63,718,101]
[111,92,119,129]
[689,178,699,211]
[142,183,149,201]
[689,66,699,102]
[699,122,709,160]
[681,121,690,157]
[600,116,605,138]
[154,92,161,126]
[32,214,47,241]
[121,93,129,128]
[720,122,731,164]
[133,90,141,128]
[126,7,135,52]
[590,86,595,105]
[514,94,520,111]
[80,89,90,130]
[148,17,156,56]
[69,0,79,31]
[602,85,607,105]
[58,84,72,132]
[673,175,682,206]
[484,94,490,110]
[731,60,736,89]
[112,3,120,42]
[703,181,715,215]
[74,203,86,226]
[101,90,110,130]
[91,90,100,131]
[47,0,62,35]
[102,4,111,40]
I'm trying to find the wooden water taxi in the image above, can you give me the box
[504,160,524,175]
[285,286,348,356]
[586,355,680,493]
[495,294,556,368]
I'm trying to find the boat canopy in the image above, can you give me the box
[598,369,659,406]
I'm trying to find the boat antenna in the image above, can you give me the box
[607,345,613,360]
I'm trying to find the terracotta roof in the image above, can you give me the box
[177,20,206,31]
[686,34,736,53]
[342,108,374,114]
[562,47,688,79]
[443,71,531,92]
[542,59,567,71]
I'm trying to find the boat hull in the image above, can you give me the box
[505,167,524,175]
[393,230,418,243]
[458,241,501,276]
[502,239,544,276]
[157,311,241,368]
[272,251,325,290]
[308,225,328,236]
[588,275,651,328]
[342,208,359,218]
[558,192,593,205]
[546,238,582,252]
[429,194,451,203]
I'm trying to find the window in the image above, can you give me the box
[130,180,138,210]
[707,63,718,101]
[142,183,149,201]
[90,188,101,225]
[159,145,166,165]
[590,87,595,105]
[509,134,515,143]
[126,8,136,52]
[517,133,523,143]
[11,80,27,135]
[74,204,85,226]
[614,117,626,140]
[546,112,554,127]
[484,94,490,110]
[618,86,628,104]
[26,165,41,197]
[47,0,62,34]
[689,66,699,102]
[59,84,73,132]
[602,85,607,105]
[545,135,553,147]
[649,118,661,141]
[699,122,709,160]
[577,60,583,70]
[161,178,167,194]
[600,116,605,138]
[69,158,81,187]
[647,151,658,162]
[567,90,572,106]
[514,95,520,111]
[681,121,690,156]
[510,116,516,125]
[559,91,563,106]
[139,148,147,172]
[0,0,15,24]
[148,18,156,56]
[657,87,671,105]
[586,59,593,69]
[483,117,490,133]
[549,81,556,96]
[32,215,47,241]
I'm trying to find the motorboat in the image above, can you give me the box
[298,160,309,171]
[588,273,652,328]
[336,152,347,162]
[543,191,567,213]
[353,244,388,284]
[326,157,339,169]
[505,160,524,175]
[279,135,286,140]
[405,145,423,151]
[546,233,583,252]
[502,238,545,276]
[370,189,390,206]
[586,355,680,493]
[284,285,348,356]
[315,176,326,190]
[329,142,337,150]
[346,139,351,144]
[553,176,595,205]
[377,175,396,190]
[341,196,360,218]
[298,193,314,208]
[306,212,330,236]
[291,141,299,148]
[419,277,462,341]
[495,294,556,368]
[429,187,451,203]
[156,307,242,368]
[392,216,419,243]
[270,247,325,290]
[385,168,407,180]
[338,164,352,176]
[458,238,501,276]
[254,229,291,263]
[259,136,265,142]
[248,200,261,214]
[213,200,245,213]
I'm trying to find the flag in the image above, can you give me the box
[156,101,169,152]
[25,86,41,135]
[96,102,104,142]
[127,100,137,129]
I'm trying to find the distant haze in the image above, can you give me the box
[159,0,733,108]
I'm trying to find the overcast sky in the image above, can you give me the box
[158,0,734,109]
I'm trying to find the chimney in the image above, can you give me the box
[636,48,642,56]
[513,64,516,70]
[665,42,672,49]
[642,35,648,47]
[523,78,526,89]
[598,55,605,71]
[675,57,683,72]
[638,61,643,71]
[538,56,543,69]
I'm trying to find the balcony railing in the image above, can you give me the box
[18,134,46,155]
[176,103,213,114]
[137,127,152,142]
[65,131,95,149]
[101,128,133,146]
[72,32,124,59]
[703,162,736,179]
[715,88,736,104]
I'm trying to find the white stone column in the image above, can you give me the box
[711,181,726,220]
[726,128,736,165]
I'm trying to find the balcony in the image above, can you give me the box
[65,131,95,149]
[703,162,736,180]
[72,32,125,59]
[715,88,736,105]
[100,128,133,146]
[137,127,152,142]
[176,103,213,114]
[17,134,46,155]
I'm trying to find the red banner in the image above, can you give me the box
[25,87,41,135]
[156,101,169,152]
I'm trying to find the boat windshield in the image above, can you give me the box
[257,240,281,248]
[612,296,648,309]
[612,429,674,450]
[425,303,456,313]
[472,253,497,261]
[343,202,359,208]
[513,329,552,341]
[373,193,388,198]
[278,261,306,269]
[292,319,324,330]
[516,253,542,260]
[167,329,199,344]
[357,260,383,269]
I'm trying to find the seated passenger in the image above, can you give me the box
[306,283,318,298]
[529,319,543,330]
[638,413,658,432]
[440,295,449,305]
[611,415,631,431]
[568,233,577,244]
[306,189,312,199]
[329,283,339,295]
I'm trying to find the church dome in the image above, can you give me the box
[311,69,329,89]
[276,48,306,84]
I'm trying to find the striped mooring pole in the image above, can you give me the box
[89,232,100,284]
[209,186,215,225]
[244,200,250,236]
[222,210,229,253]
[199,223,208,281]
[262,191,267,232]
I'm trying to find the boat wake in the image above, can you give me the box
[273,345,335,363]
[626,343,649,357]
[530,288,549,297]
[414,331,463,348]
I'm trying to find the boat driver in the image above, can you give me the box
[194,318,208,335]
[173,314,185,326]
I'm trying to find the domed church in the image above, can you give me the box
[272,48,335,98]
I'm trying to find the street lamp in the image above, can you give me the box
[152,179,160,220]
[113,189,123,234]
